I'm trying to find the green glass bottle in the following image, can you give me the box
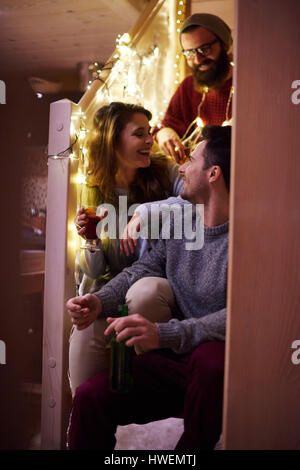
[110,304,133,392]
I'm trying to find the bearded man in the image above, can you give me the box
[156,13,233,162]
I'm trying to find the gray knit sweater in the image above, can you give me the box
[94,218,228,354]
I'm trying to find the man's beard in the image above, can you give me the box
[192,48,231,91]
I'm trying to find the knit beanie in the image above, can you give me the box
[180,13,233,50]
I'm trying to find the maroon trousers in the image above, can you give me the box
[67,341,225,450]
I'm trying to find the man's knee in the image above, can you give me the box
[74,371,108,405]
[73,380,95,409]
[189,342,225,381]
[126,277,171,302]
[126,277,174,322]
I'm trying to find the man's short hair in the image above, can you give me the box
[202,125,231,191]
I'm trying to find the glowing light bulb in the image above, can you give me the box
[120,33,131,45]
[70,123,76,135]
[79,129,86,139]
[75,170,86,185]
[196,117,204,127]
[222,119,232,126]
[68,222,75,232]
[68,239,78,251]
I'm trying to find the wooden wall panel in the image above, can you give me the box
[223,0,300,449]
[41,101,78,449]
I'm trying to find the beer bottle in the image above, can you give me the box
[110,304,133,392]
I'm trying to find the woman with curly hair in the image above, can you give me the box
[69,101,183,394]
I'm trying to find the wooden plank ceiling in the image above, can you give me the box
[0,0,151,87]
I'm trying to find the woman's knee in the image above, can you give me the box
[68,318,110,395]
[69,318,108,353]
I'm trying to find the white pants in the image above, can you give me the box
[68,277,174,396]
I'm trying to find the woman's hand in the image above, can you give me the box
[75,207,108,239]
[66,294,102,330]
[75,207,89,238]
[120,212,142,257]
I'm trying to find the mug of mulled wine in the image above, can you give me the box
[81,206,102,251]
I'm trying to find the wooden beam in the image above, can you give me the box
[223,0,300,450]
[41,100,78,449]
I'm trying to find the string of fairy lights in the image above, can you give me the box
[174,1,187,86]
[48,35,161,163]
[49,0,238,171]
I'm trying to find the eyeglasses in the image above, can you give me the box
[182,39,219,60]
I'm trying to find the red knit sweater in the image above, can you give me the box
[160,75,233,138]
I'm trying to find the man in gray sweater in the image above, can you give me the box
[66,125,231,450]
